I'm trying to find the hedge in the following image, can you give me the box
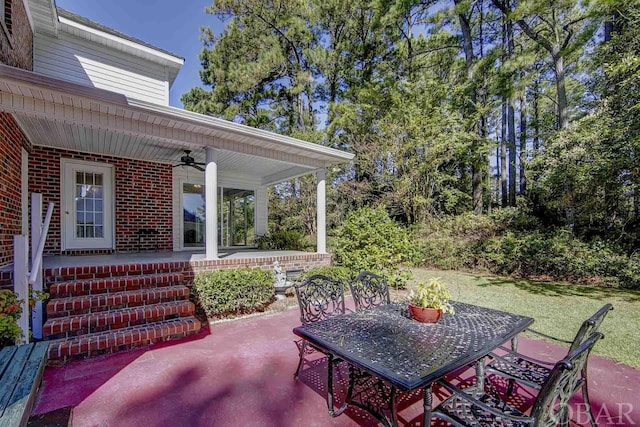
[192,268,275,317]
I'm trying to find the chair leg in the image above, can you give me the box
[294,340,307,380]
[560,406,570,427]
[580,366,598,427]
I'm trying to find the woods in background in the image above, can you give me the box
[183,0,640,259]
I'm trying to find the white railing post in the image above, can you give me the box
[31,193,43,340]
[29,202,53,286]
[13,235,29,344]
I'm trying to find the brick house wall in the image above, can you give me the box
[0,113,31,267]
[0,0,34,268]
[0,0,33,71]
[29,146,173,255]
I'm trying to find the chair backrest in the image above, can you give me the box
[531,332,604,427]
[295,275,346,325]
[349,271,391,311]
[569,304,613,353]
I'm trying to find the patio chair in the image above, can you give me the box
[484,303,613,427]
[431,331,604,427]
[349,271,391,311]
[293,274,346,380]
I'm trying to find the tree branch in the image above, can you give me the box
[490,0,556,55]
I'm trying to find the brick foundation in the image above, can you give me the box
[44,253,333,284]
[29,146,173,255]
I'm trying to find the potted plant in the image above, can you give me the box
[408,278,455,323]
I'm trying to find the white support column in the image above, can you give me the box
[255,186,268,237]
[31,193,43,340]
[316,168,327,254]
[205,148,218,259]
[13,235,29,343]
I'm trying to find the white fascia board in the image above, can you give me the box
[21,0,35,32]
[127,99,356,164]
[58,16,184,68]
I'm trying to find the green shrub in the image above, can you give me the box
[299,266,354,283]
[479,228,640,288]
[414,208,640,289]
[256,230,306,250]
[415,212,502,270]
[335,207,413,288]
[192,268,275,318]
[0,290,23,348]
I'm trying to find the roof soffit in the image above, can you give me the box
[0,65,353,168]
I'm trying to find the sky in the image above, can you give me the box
[55,0,227,107]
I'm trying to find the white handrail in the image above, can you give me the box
[29,202,53,286]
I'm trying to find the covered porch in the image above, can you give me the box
[0,63,353,261]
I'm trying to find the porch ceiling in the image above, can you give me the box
[0,64,353,185]
[13,114,313,183]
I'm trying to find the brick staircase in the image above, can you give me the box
[43,264,201,361]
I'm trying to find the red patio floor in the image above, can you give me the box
[33,306,640,426]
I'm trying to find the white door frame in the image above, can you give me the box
[61,158,115,250]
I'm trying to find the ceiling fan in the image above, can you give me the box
[173,150,205,172]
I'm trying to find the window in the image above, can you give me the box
[75,171,105,239]
[1,0,11,35]
[179,183,256,249]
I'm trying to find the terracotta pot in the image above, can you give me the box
[408,304,443,323]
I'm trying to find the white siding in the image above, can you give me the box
[34,32,169,105]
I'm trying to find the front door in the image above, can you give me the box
[61,159,114,250]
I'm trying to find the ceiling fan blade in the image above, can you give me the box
[172,164,183,168]
[192,164,205,172]
[194,162,206,166]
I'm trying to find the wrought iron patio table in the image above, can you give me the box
[292,301,534,427]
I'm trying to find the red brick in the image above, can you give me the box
[29,146,173,256]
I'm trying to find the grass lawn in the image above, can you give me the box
[409,268,640,370]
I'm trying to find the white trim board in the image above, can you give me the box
[60,158,115,250]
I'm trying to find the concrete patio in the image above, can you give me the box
[33,305,640,426]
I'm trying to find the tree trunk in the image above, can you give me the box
[508,103,516,205]
[532,78,540,153]
[501,100,508,207]
[554,55,569,130]
[495,143,500,209]
[455,1,483,214]
[490,0,571,130]
[519,94,527,195]
[506,12,516,206]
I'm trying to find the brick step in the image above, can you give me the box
[45,262,187,283]
[43,300,196,339]
[46,286,191,318]
[48,272,184,298]
[47,317,202,361]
